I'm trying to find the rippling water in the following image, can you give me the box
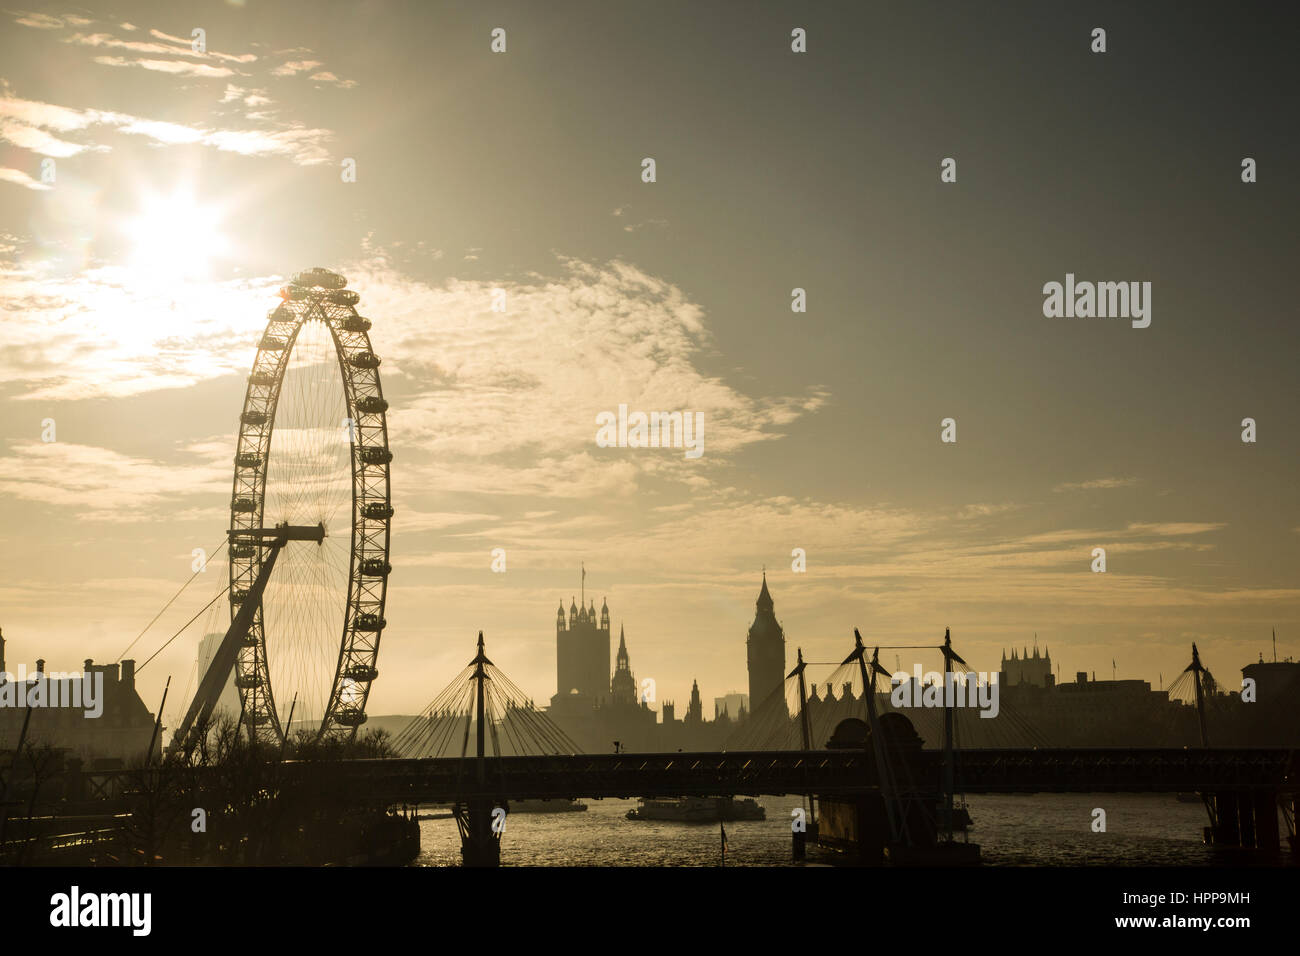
[414,793,1294,866]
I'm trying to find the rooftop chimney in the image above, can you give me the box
[121,659,135,690]
[36,658,45,675]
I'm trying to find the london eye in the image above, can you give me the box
[224,267,393,744]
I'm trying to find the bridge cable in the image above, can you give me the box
[136,584,231,673]
[115,537,228,663]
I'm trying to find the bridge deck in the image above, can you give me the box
[286,748,1299,804]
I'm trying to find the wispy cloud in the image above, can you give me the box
[1053,476,1139,493]
[0,440,230,522]
[12,11,90,30]
[0,252,829,525]
[270,60,321,76]
[623,218,669,233]
[0,253,828,494]
[307,71,357,89]
[0,92,333,165]
[145,28,257,64]
[43,24,258,66]
[90,55,237,78]
[0,260,280,399]
[958,502,1020,519]
[5,14,355,149]
[0,166,51,190]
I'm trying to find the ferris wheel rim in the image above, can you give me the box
[228,268,392,743]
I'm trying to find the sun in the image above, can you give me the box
[123,190,229,281]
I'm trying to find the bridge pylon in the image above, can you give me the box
[787,648,818,859]
[1179,643,1289,854]
[453,632,503,867]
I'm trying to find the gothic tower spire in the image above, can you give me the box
[746,572,786,718]
[610,622,636,706]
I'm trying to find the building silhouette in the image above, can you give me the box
[548,579,656,751]
[543,571,795,752]
[685,679,703,724]
[1001,642,1054,687]
[1242,656,1300,708]
[746,572,787,717]
[714,692,748,721]
[610,625,637,706]
[0,631,157,764]
[555,593,610,703]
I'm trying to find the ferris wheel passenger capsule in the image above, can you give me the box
[291,267,346,290]
[333,706,367,726]
[348,351,381,369]
[327,289,360,306]
[344,663,379,682]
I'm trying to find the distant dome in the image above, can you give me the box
[826,718,868,749]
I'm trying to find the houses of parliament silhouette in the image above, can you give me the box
[546,570,787,752]
[542,570,1300,753]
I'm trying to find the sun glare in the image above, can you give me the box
[124,190,229,281]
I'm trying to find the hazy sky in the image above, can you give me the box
[2,1,1297,730]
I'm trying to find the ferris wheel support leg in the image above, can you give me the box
[169,535,289,758]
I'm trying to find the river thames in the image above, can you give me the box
[414,793,1293,866]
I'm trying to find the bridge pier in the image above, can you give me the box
[817,792,889,864]
[1205,790,1283,852]
[1206,791,1239,846]
[454,800,500,867]
[791,817,820,861]
[1253,792,1280,853]
[1237,793,1257,848]
[1291,797,1300,856]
